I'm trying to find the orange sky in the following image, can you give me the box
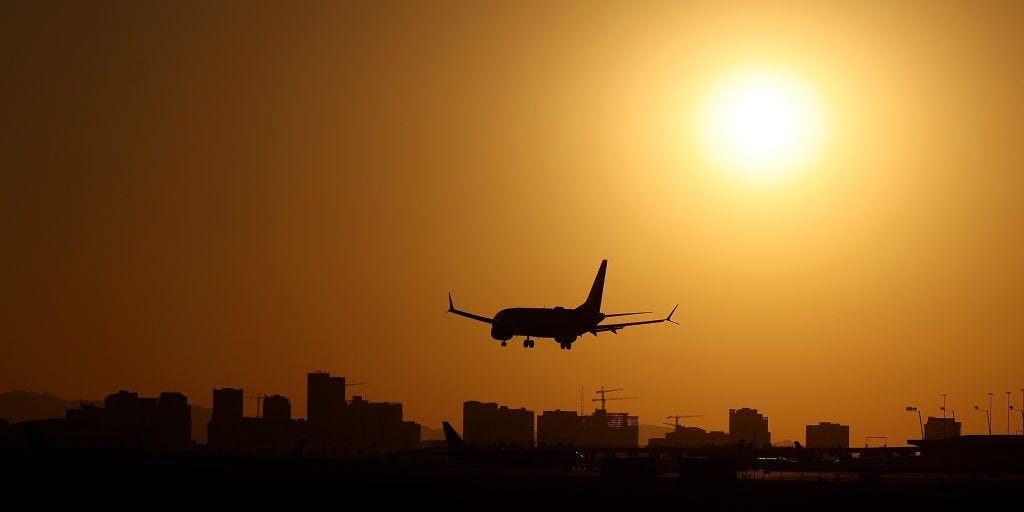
[3,1,1024,445]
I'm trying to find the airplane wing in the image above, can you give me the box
[591,305,678,334]
[447,293,494,324]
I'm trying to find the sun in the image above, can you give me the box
[698,68,824,181]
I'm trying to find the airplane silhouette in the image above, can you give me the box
[447,259,677,350]
[441,421,582,469]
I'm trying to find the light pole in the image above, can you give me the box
[1008,391,1013,435]
[906,406,924,439]
[975,405,992,435]
[941,394,949,438]
[941,407,956,438]
[1011,405,1023,435]
[989,392,995,435]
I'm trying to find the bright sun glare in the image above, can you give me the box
[699,68,824,181]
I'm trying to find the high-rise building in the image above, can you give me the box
[209,388,244,451]
[307,371,345,425]
[729,408,771,448]
[157,392,191,448]
[649,426,730,448]
[805,422,850,449]
[262,394,291,422]
[211,388,243,423]
[579,409,639,447]
[208,389,302,454]
[64,390,191,452]
[536,408,639,447]
[537,410,581,446]
[348,396,420,453]
[463,401,535,447]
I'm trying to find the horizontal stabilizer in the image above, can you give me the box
[446,293,495,324]
[590,304,679,333]
[603,311,651,318]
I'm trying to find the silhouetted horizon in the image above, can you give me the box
[2,374,1020,451]
[6,0,1024,507]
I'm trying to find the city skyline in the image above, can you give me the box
[4,1,1024,453]
[4,379,1020,447]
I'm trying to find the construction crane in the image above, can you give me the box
[663,414,704,428]
[244,394,266,418]
[591,386,636,411]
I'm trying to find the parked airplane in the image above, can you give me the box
[441,421,582,469]
[753,441,897,474]
[447,260,677,350]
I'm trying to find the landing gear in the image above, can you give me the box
[523,338,535,348]
[559,342,572,350]
[501,340,507,347]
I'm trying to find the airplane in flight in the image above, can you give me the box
[447,259,677,350]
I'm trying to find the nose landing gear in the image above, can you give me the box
[522,338,535,348]
[500,340,507,347]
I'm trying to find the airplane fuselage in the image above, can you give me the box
[489,306,604,344]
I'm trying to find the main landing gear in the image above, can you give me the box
[522,338,535,348]
[500,340,507,347]
[559,342,572,350]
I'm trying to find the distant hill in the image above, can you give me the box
[421,425,445,441]
[0,390,99,424]
[639,424,672,446]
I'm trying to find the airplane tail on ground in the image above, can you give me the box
[579,259,607,315]
[442,421,468,456]
[794,441,812,462]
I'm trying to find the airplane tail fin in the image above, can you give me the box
[442,421,467,455]
[580,260,607,314]
[794,441,811,461]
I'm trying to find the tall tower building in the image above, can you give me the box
[806,422,850,449]
[307,371,345,425]
[263,394,292,422]
[729,408,771,448]
[212,388,243,423]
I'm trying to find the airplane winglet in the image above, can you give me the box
[666,304,679,324]
[448,293,455,312]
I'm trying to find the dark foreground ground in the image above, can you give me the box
[3,452,1023,511]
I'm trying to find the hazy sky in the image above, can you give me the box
[3,1,1024,444]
